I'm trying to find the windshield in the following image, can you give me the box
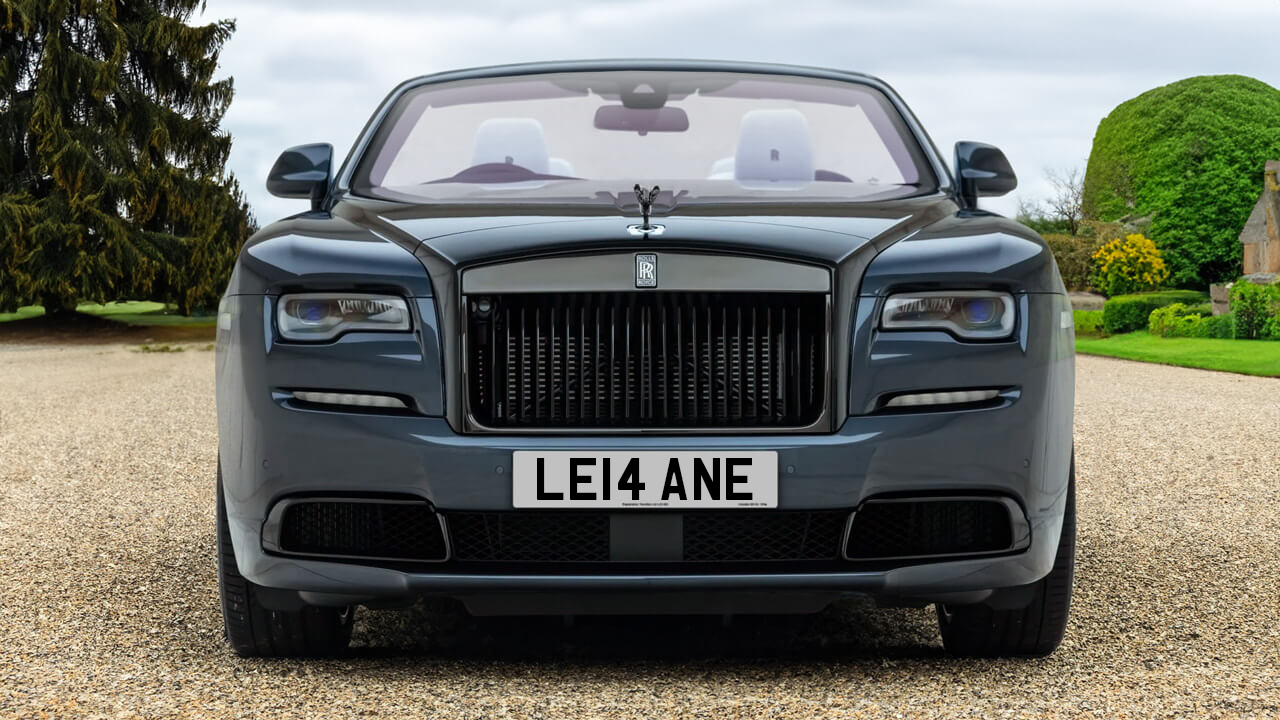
[352,70,937,207]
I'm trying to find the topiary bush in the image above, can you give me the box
[1082,75,1280,287]
[1103,289,1208,334]
[1229,281,1280,339]
[1090,233,1169,297]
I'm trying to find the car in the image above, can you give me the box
[215,60,1076,658]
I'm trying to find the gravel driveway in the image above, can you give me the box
[1,344,1277,718]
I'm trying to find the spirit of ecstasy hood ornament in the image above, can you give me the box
[631,184,662,235]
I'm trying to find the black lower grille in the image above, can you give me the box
[277,500,447,562]
[465,291,828,429]
[683,511,847,561]
[448,511,848,563]
[449,512,611,562]
[844,499,1014,560]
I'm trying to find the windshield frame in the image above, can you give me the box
[333,60,954,209]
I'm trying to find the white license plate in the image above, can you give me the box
[512,451,777,509]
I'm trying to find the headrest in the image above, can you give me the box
[733,109,814,183]
[471,118,550,174]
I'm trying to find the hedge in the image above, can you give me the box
[1074,310,1105,336]
[1102,290,1208,334]
[1148,303,1235,338]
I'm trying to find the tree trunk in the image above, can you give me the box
[40,294,78,315]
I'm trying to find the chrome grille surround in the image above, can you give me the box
[459,252,833,433]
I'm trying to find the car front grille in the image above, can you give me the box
[276,499,448,562]
[844,499,1016,560]
[464,291,828,430]
[447,511,849,563]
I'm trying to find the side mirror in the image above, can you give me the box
[954,141,1016,208]
[267,143,333,211]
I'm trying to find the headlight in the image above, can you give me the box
[880,291,1015,339]
[277,293,410,341]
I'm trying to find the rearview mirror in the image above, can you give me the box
[954,141,1016,208]
[267,143,333,211]
[593,105,689,135]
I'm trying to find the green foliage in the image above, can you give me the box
[1073,310,1104,337]
[1203,314,1237,339]
[1264,314,1280,341]
[1019,216,1075,235]
[1082,75,1280,286]
[1102,290,1208,334]
[1147,303,1233,338]
[0,300,217,326]
[1229,281,1280,339]
[0,0,255,314]
[1044,234,1105,291]
[1090,233,1169,297]
[1152,302,1198,335]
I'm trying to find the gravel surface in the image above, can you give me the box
[1,344,1277,718]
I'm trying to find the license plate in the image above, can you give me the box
[512,451,777,509]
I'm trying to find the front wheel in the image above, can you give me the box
[937,457,1076,657]
[217,463,353,657]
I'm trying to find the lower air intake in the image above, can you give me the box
[844,498,1017,561]
[448,511,849,563]
[276,499,447,562]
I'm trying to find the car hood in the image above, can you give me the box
[332,194,958,268]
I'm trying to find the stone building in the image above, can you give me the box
[1212,161,1280,314]
[1240,160,1280,276]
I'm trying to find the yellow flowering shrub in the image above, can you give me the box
[1090,233,1169,297]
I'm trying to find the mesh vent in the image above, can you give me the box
[845,499,1014,560]
[466,291,828,429]
[448,511,848,563]
[683,511,847,561]
[277,500,447,562]
[449,512,611,562]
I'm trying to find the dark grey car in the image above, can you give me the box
[215,60,1076,658]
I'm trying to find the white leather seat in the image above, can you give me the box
[547,157,575,177]
[733,109,814,185]
[471,118,551,174]
[708,156,735,179]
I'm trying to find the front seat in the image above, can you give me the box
[470,118,574,177]
[471,118,551,174]
[732,109,815,185]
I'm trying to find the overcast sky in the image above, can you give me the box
[204,0,1280,224]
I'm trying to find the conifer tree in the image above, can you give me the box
[0,0,254,314]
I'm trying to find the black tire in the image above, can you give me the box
[937,457,1076,657]
[217,464,354,657]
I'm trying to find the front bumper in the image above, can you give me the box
[216,292,1074,610]
[219,403,1068,607]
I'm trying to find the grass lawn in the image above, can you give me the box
[0,301,215,327]
[1076,331,1280,378]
